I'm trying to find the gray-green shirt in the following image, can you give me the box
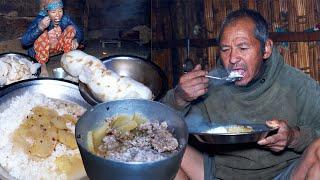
[162,48,320,179]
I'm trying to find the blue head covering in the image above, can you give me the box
[46,0,63,11]
[38,0,64,16]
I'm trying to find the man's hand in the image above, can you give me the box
[71,39,79,50]
[174,64,209,107]
[291,138,320,180]
[38,16,50,31]
[257,119,300,152]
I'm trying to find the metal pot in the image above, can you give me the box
[0,52,41,75]
[75,99,188,180]
[0,52,41,88]
[79,55,167,105]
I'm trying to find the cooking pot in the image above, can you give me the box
[75,99,188,180]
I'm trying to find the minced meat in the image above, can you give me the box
[97,121,179,162]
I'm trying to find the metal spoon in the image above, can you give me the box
[205,73,243,82]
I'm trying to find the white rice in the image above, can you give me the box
[0,92,84,180]
[205,127,228,134]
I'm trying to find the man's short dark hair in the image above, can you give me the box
[218,9,269,53]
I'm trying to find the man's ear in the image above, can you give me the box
[262,39,273,59]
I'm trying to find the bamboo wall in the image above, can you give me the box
[152,0,206,86]
[151,0,320,87]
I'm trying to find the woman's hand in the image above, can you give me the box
[257,119,300,152]
[174,64,209,107]
[40,64,49,77]
[38,16,50,31]
[71,39,79,50]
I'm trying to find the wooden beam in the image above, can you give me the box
[152,38,218,49]
[151,32,320,49]
[270,31,320,42]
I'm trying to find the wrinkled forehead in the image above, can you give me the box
[47,0,63,11]
[221,18,256,38]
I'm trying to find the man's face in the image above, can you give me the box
[219,18,264,86]
[48,7,63,25]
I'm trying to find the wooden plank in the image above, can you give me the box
[0,16,34,41]
[0,0,38,17]
[152,31,320,49]
[152,38,218,49]
[270,31,320,42]
[0,38,26,53]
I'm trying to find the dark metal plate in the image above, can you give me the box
[192,124,278,144]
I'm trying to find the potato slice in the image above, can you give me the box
[12,111,57,157]
[46,126,58,142]
[33,106,59,119]
[111,115,137,133]
[55,154,86,178]
[11,128,31,151]
[110,115,131,128]
[29,136,56,158]
[12,105,82,160]
[27,124,44,139]
[58,129,78,149]
[32,106,58,128]
[60,114,77,124]
[132,113,146,126]
[87,131,95,153]
[52,117,67,130]
[92,122,110,151]
[23,116,38,128]
[115,120,137,134]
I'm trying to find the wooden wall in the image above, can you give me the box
[152,0,206,87]
[0,0,38,41]
[151,0,320,88]
[87,0,150,39]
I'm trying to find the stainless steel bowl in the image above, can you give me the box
[0,78,91,180]
[76,99,188,180]
[192,124,278,144]
[52,67,67,79]
[0,52,41,89]
[0,52,41,76]
[79,55,167,105]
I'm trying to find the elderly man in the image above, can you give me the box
[162,9,320,179]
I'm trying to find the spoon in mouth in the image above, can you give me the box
[205,71,244,82]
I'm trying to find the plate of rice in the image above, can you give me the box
[0,79,91,180]
[192,124,278,144]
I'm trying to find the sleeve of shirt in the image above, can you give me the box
[160,88,191,115]
[290,77,320,152]
[21,16,44,47]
